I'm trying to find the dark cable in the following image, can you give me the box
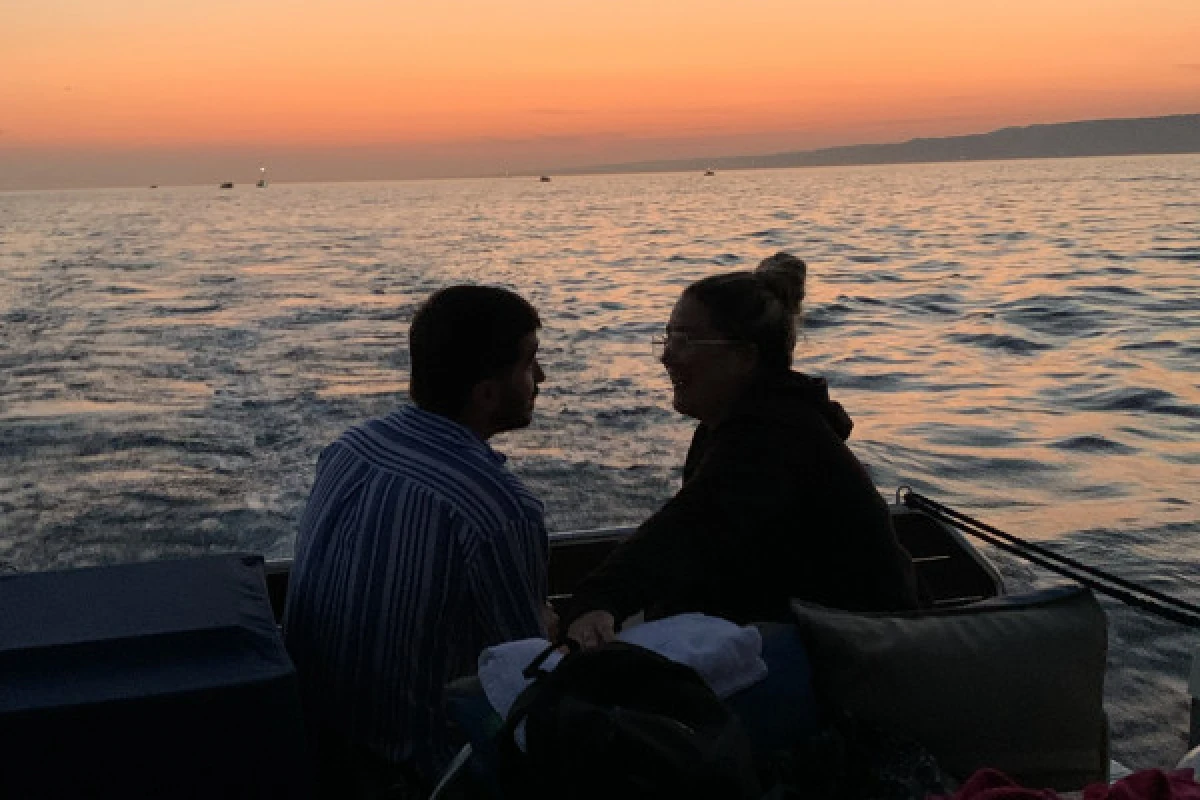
[903,489,1200,617]
[899,488,1200,629]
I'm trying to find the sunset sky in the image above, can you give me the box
[2,0,1198,188]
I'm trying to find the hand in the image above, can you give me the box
[567,610,616,650]
[541,602,560,642]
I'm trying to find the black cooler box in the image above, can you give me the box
[0,554,308,798]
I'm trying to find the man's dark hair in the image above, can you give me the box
[409,285,541,417]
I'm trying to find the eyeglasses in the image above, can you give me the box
[651,332,737,359]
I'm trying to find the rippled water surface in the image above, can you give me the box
[2,156,1198,766]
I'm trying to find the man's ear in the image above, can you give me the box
[470,378,499,414]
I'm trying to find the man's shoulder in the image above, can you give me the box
[331,406,475,469]
[327,407,542,527]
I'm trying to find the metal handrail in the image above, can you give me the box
[547,526,637,544]
[263,526,638,575]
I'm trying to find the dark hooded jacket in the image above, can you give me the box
[563,370,919,629]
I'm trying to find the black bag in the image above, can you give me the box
[497,641,761,800]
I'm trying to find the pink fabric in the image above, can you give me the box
[932,768,1200,800]
[932,768,1059,800]
[1084,769,1200,800]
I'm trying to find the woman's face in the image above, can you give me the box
[661,295,756,425]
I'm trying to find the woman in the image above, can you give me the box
[564,253,919,648]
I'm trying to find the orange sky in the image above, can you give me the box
[2,0,1198,188]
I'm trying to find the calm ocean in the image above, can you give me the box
[2,155,1197,766]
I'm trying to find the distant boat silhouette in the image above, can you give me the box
[219,182,234,189]
[539,175,551,182]
[704,169,716,176]
[256,167,268,188]
[149,185,158,189]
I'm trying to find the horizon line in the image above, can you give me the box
[3,111,1197,193]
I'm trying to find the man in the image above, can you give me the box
[283,285,550,796]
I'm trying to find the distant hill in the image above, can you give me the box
[555,114,1200,176]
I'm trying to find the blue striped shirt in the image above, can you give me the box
[283,404,548,779]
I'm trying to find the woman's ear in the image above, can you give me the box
[735,342,759,376]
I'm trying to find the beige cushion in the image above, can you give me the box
[790,587,1108,790]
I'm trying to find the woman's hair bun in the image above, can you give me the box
[755,252,806,314]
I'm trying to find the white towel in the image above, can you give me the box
[476,637,564,731]
[476,613,767,725]
[616,613,767,698]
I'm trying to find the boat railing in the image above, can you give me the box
[264,502,1006,622]
[547,526,637,544]
[263,526,639,574]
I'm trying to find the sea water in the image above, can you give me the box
[2,155,1197,767]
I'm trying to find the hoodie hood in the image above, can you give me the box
[729,370,854,441]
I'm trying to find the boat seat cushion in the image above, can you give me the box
[790,586,1108,790]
